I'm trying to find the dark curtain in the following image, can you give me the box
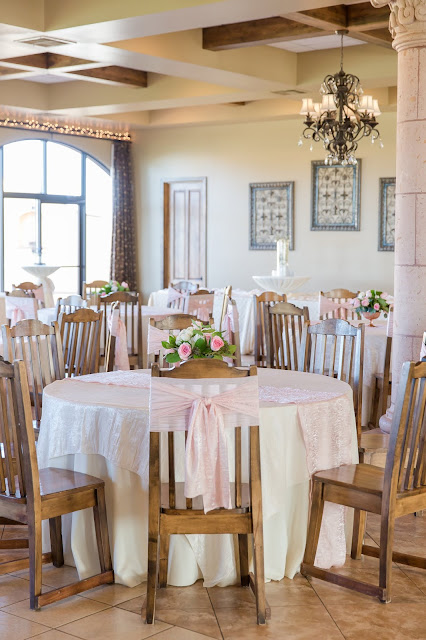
[110,141,137,290]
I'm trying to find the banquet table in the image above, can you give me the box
[37,368,358,588]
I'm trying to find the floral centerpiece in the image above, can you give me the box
[99,281,129,296]
[352,289,391,326]
[161,320,236,364]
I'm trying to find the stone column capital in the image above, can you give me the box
[370,0,426,50]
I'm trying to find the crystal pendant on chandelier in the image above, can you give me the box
[298,30,382,165]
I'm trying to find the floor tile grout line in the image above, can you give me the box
[207,588,225,640]
[307,580,347,639]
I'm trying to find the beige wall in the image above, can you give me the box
[134,113,396,299]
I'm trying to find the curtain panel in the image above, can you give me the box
[110,141,137,290]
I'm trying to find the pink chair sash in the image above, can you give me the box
[33,286,45,304]
[387,307,394,338]
[167,287,187,306]
[319,294,356,318]
[223,299,239,342]
[187,294,214,322]
[108,308,130,370]
[6,297,38,327]
[150,376,259,513]
[147,324,178,355]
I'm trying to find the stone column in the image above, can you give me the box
[371,0,426,432]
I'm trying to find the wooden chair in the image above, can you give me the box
[0,357,113,609]
[300,318,365,445]
[2,320,65,429]
[268,302,310,371]
[187,290,214,321]
[82,280,109,306]
[59,308,103,376]
[98,291,142,369]
[55,294,87,318]
[224,298,242,367]
[147,314,212,367]
[12,282,43,296]
[323,288,358,320]
[219,285,233,331]
[254,292,287,367]
[146,359,267,625]
[301,359,426,603]
[369,339,392,430]
[104,301,119,372]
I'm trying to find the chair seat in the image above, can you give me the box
[161,482,250,512]
[314,463,384,496]
[39,468,104,498]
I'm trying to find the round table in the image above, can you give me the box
[37,368,358,588]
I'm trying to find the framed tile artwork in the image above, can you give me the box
[379,177,395,251]
[311,160,361,231]
[249,181,294,250]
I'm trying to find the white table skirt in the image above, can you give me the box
[38,368,358,588]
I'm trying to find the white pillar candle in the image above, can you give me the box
[276,238,289,275]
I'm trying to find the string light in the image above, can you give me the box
[0,115,131,141]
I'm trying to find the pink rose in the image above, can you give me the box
[121,281,128,289]
[352,298,360,307]
[178,343,192,360]
[374,302,380,311]
[361,297,369,307]
[204,333,212,344]
[211,335,224,352]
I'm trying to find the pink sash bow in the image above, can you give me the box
[150,377,259,513]
[167,287,187,306]
[319,295,356,318]
[108,309,130,370]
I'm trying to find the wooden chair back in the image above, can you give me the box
[254,291,287,367]
[170,280,199,293]
[82,280,109,306]
[268,301,310,371]
[2,320,65,428]
[146,358,266,624]
[148,314,212,367]
[219,285,232,331]
[55,294,87,318]
[7,289,34,297]
[186,290,214,321]
[386,360,426,495]
[0,358,35,501]
[98,291,142,368]
[323,289,358,320]
[12,282,42,295]
[300,318,365,443]
[59,308,103,376]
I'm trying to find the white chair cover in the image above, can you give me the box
[149,375,259,513]
[5,296,38,326]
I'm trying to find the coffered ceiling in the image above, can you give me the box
[0,0,396,130]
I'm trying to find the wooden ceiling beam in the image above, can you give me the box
[283,5,347,31]
[351,28,393,48]
[0,52,94,69]
[347,3,390,31]
[203,17,326,51]
[69,65,148,87]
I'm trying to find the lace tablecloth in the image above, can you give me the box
[38,368,358,588]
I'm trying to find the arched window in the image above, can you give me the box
[0,139,112,296]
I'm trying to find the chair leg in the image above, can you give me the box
[351,510,367,560]
[369,378,381,429]
[238,534,250,587]
[28,518,43,611]
[146,432,160,624]
[250,426,266,625]
[379,511,395,603]
[301,480,325,569]
[93,486,113,573]
[49,517,64,568]
[158,534,169,588]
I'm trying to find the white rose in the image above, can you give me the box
[365,290,371,298]
[111,284,118,292]
[359,292,365,299]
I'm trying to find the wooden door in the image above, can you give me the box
[163,178,207,288]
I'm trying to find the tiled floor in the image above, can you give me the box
[1,513,426,639]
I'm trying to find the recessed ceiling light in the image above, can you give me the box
[17,36,76,48]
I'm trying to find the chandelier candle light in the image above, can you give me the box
[298,30,382,165]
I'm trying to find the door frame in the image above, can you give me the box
[162,177,207,289]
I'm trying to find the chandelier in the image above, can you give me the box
[298,30,382,165]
